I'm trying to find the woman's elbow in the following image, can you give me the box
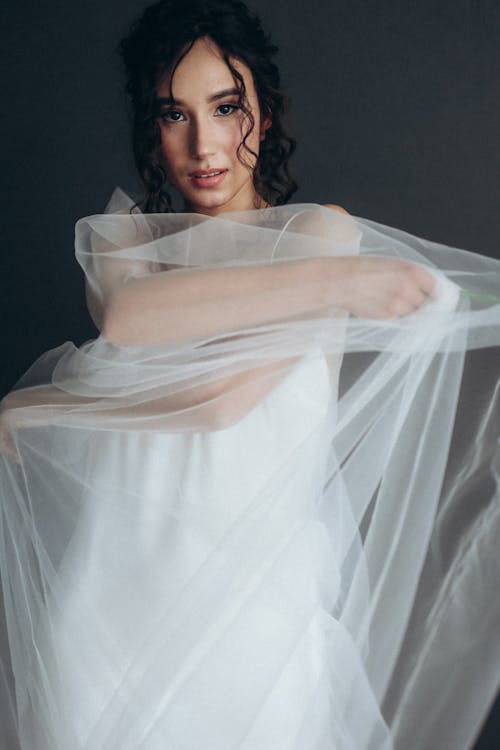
[100,304,125,345]
[100,291,179,347]
[100,295,139,346]
[207,402,246,431]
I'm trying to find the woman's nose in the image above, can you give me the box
[189,118,216,160]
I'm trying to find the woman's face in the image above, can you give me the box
[156,37,270,215]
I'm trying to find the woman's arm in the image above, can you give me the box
[102,258,338,346]
[88,203,435,346]
[0,206,437,456]
[0,354,298,461]
[101,252,436,346]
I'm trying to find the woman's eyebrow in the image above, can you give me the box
[156,88,241,107]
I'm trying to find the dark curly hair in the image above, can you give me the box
[118,0,297,212]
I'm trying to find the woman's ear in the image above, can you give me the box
[260,116,272,141]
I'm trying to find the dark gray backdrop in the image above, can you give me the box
[1,1,499,744]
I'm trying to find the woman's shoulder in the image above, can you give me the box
[322,203,350,216]
[321,203,360,245]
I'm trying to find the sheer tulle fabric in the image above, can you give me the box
[0,189,499,750]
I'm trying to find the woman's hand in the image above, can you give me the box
[328,256,437,319]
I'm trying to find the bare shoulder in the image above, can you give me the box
[322,203,359,244]
[323,203,350,216]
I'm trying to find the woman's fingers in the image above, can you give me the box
[337,257,441,318]
[413,263,437,295]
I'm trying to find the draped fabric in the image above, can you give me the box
[0,189,499,750]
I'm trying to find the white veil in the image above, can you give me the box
[0,189,499,750]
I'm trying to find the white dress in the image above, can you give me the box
[1,192,499,749]
[34,352,391,750]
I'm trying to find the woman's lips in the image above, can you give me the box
[189,169,227,188]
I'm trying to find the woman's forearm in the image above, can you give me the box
[100,253,437,347]
[101,257,336,346]
[0,357,297,449]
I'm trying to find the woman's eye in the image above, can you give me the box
[216,104,240,116]
[160,110,184,123]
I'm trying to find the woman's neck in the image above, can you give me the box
[183,191,269,216]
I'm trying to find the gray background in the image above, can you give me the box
[1,2,499,741]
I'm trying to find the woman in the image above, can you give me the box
[0,1,499,748]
